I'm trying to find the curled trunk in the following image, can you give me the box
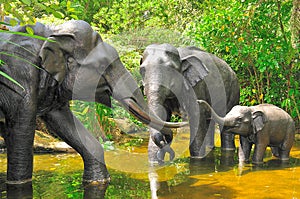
[197,100,226,125]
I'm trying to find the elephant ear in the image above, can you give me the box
[181,55,209,87]
[252,111,267,133]
[39,33,75,84]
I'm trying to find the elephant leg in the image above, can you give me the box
[239,136,252,163]
[271,147,280,158]
[220,130,235,150]
[205,119,215,150]
[279,127,295,161]
[41,104,110,184]
[278,149,291,161]
[148,134,161,164]
[252,143,267,164]
[7,182,33,198]
[189,109,210,158]
[5,108,36,184]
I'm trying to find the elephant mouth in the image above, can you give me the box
[223,126,233,132]
[223,125,238,133]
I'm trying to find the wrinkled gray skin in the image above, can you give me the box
[140,44,240,163]
[0,20,185,184]
[198,100,296,164]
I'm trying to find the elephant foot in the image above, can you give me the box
[6,178,32,185]
[251,160,264,165]
[239,159,250,164]
[279,157,289,162]
[82,176,111,186]
[190,145,216,159]
[190,155,206,159]
[221,146,236,151]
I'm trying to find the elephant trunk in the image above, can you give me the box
[197,100,226,125]
[122,98,187,130]
[104,59,187,133]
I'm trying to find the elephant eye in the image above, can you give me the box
[236,117,243,123]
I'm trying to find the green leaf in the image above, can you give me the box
[0,52,41,69]
[21,0,31,6]
[25,26,34,35]
[0,38,36,56]
[0,30,54,42]
[52,11,64,19]
[0,22,10,26]
[0,71,24,90]
[36,3,46,10]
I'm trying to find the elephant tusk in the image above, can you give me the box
[122,98,188,130]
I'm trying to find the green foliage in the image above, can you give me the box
[70,101,116,145]
[2,0,299,130]
[92,0,201,34]
[1,0,64,24]
[185,0,299,123]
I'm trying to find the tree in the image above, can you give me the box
[290,0,300,49]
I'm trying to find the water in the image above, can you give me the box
[0,132,300,198]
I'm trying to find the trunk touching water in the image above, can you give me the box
[197,100,226,125]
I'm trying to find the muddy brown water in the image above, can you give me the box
[0,131,299,198]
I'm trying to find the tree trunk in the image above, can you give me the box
[290,0,300,49]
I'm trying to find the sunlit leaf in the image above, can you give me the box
[9,18,19,26]
[52,10,64,19]
[25,26,34,35]
[82,106,89,115]
[225,46,229,52]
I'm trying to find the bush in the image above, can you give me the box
[185,0,299,124]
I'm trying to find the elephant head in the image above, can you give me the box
[198,100,267,136]
[39,21,186,132]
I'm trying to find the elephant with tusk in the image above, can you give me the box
[198,100,296,164]
[0,19,187,185]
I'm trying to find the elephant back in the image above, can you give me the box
[178,46,240,114]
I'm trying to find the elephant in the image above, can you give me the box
[0,20,186,184]
[198,100,296,164]
[139,44,240,163]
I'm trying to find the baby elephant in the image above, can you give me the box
[198,100,295,164]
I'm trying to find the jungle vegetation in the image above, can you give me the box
[1,0,299,142]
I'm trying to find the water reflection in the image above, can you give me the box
[6,182,33,199]
[2,181,108,199]
[0,137,299,198]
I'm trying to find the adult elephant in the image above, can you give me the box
[140,44,240,162]
[0,20,185,184]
